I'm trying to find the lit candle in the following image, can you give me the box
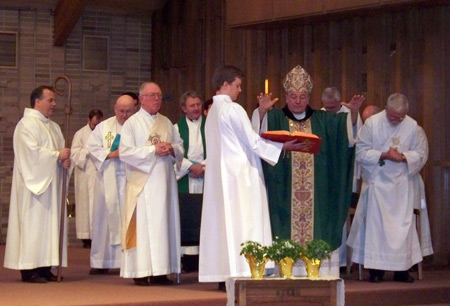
[265,79,269,94]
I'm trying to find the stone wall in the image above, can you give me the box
[0,8,152,244]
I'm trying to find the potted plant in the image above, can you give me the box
[267,237,302,278]
[240,241,269,279]
[300,239,332,278]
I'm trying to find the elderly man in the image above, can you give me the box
[199,66,301,290]
[4,86,71,283]
[71,109,103,249]
[252,65,363,277]
[321,87,363,269]
[86,95,135,275]
[347,93,424,283]
[119,82,184,286]
[175,90,206,272]
[361,104,381,123]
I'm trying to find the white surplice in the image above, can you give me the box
[86,117,126,269]
[347,110,423,271]
[119,108,183,278]
[4,108,68,270]
[174,117,205,194]
[410,126,433,257]
[199,95,283,282]
[71,124,96,239]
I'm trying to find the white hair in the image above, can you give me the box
[386,93,409,113]
[321,87,341,102]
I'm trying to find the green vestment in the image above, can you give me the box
[262,106,354,250]
[176,115,206,193]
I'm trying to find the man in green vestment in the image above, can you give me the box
[175,90,206,272]
[251,65,364,276]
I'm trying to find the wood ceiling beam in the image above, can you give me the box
[53,0,88,46]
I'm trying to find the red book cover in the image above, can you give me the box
[261,130,322,154]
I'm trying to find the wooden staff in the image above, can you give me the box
[54,76,72,282]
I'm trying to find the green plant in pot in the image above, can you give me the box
[267,237,302,279]
[300,239,332,278]
[240,241,269,279]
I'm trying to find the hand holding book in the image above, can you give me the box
[261,130,322,154]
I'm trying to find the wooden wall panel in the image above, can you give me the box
[273,0,323,19]
[152,0,449,265]
[324,0,380,11]
[227,0,272,25]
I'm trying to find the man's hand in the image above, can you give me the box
[381,147,404,163]
[62,159,71,169]
[282,139,310,152]
[106,148,119,159]
[59,148,71,161]
[341,94,365,112]
[155,142,174,157]
[189,163,205,178]
[257,93,279,120]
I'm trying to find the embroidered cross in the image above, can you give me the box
[105,131,114,148]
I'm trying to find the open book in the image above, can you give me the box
[261,130,322,154]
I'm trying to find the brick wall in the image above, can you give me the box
[0,8,152,244]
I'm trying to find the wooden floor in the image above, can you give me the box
[0,245,449,306]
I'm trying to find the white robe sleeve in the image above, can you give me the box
[230,105,282,166]
[86,123,110,172]
[173,123,192,180]
[15,121,61,195]
[251,108,268,134]
[169,124,185,171]
[355,119,382,174]
[402,126,423,176]
[71,127,89,170]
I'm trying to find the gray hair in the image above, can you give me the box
[386,93,409,113]
[321,87,341,102]
[138,81,159,95]
[180,90,203,108]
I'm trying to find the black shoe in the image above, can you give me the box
[149,275,173,285]
[369,269,384,283]
[22,272,47,283]
[89,268,109,275]
[218,281,226,291]
[393,271,414,283]
[39,268,58,281]
[82,239,92,249]
[369,275,382,283]
[133,277,150,286]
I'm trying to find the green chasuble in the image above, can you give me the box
[262,106,354,250]
[176,115,206,193]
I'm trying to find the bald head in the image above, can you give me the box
[361,105,381,122]
[115,94,135,125]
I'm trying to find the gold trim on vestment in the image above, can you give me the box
[289,118,314,245]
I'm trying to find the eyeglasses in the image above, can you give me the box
[141,93,163,99]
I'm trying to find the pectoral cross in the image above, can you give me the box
[105,131,114,148]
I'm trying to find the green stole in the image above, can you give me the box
[176,115,206,193]
[262,106,354,250]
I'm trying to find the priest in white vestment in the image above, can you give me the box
[347,93,424,283]
[4,86,71,283]
[411,126,433,257]
[198,66,302,289]
[86,95,135,274]
[119,82,184,286]
[71,109,103,248]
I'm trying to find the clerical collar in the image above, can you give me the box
[187,116,201,123]
[25,108,50,123]
[140,107,158,117]
[282,105,315,122]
